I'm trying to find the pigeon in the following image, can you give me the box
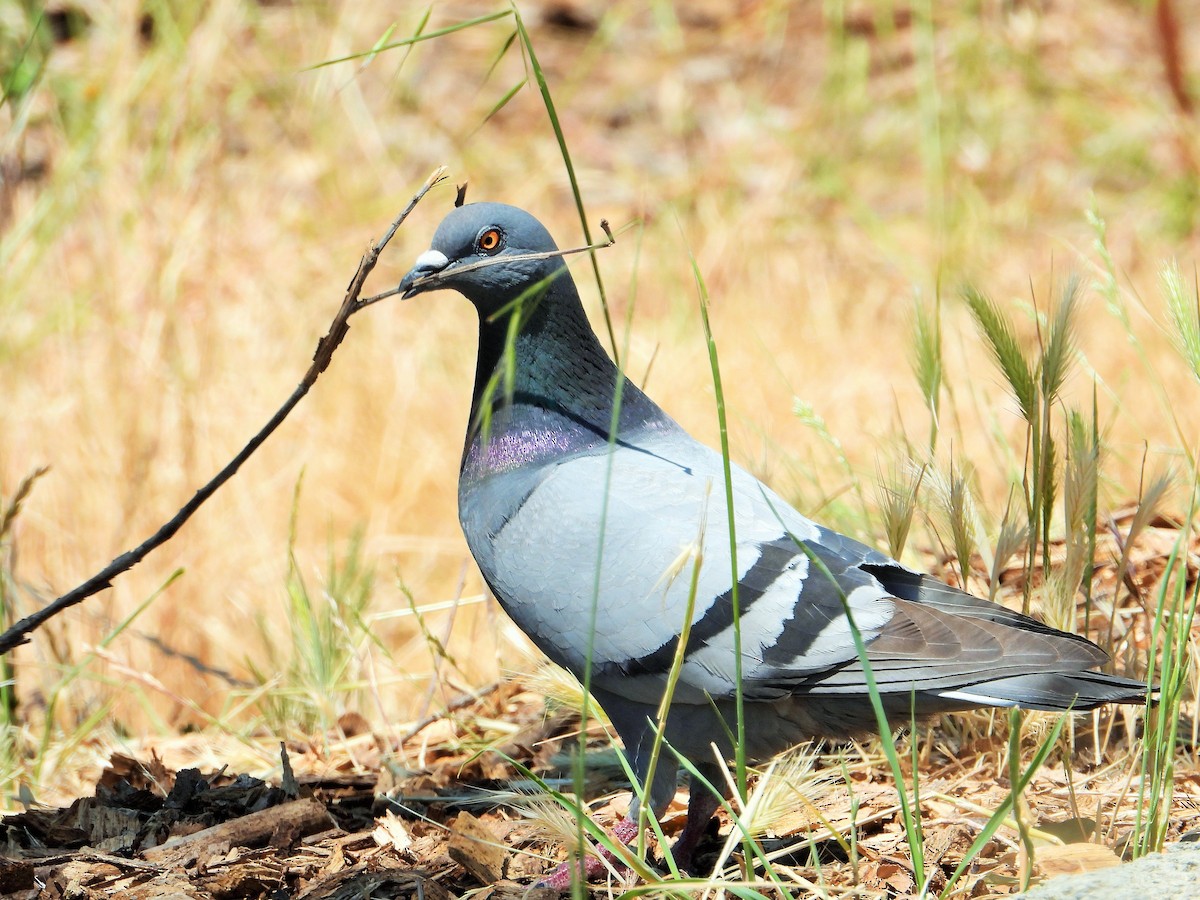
[397,202,1147,881]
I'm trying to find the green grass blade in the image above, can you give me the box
[484,28,519,81]
[1,10,48,107]
[962,285,1036,421]
[989,490,1028,602]
[306,10,514,69]
[875,458,924,561]
[940,708,1067,897]
[909,293,943,452]
[511,5,620,365]
[1133,492,1197,856]
[760,498,928,889]
[687,246,748,813]
[1040,274,1082,404]
[1162,261,1200,383]
[480,78,528,126]
[33,568,183,783]
[799,541,927,887]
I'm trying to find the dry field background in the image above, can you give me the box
[1,0,1198,860]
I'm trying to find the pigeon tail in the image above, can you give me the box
[933,670,1148,711]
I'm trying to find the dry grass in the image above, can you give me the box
[1,0,1197,815]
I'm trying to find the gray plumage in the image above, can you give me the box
[399,202,1146,866]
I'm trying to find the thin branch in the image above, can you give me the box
[395,681,501,747]
[357,218,616,308]
[0,167,449,656]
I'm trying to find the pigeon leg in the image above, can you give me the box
[667,785,723,872]
[537,766,726,886]
[537,816,642,889]
[535,708,684,887]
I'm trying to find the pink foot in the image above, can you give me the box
[537,817,641,888]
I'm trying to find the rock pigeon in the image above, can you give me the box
[398,202,1146,880]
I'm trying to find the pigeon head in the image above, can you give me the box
[400,201,666,448]
[398,202,568,313]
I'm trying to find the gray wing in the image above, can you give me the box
[460,428,896,705]
[460,427,1125,711]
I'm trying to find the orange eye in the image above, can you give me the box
[478,228,503,254]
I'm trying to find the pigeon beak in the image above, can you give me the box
[398,249,451,299]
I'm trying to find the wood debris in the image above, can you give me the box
[0,515,1196,898]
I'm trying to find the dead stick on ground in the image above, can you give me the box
[140,796,334,862]
[0,166,450,656]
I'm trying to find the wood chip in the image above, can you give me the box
[0,856,34,892]
[372,810,413,856]
[295,861,451,900]
[448,811,508,885]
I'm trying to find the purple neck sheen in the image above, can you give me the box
[465,411,605,479]
[460,265,673,480]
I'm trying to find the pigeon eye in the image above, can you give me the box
[477,228,504,255]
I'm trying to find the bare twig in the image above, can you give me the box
[140,797,333,862]
[357,217,616,308]
[395,681,501,746]
[0,167,449,656]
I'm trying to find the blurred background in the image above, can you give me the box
[1,0,1198,802]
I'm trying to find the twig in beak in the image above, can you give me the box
[367,217,617,306]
